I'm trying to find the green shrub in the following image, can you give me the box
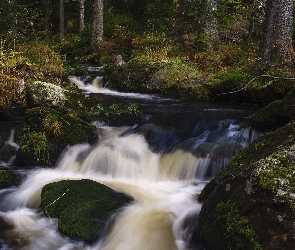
[150,58,201,95]
[20,131,49,163]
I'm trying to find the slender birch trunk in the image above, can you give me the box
[79,0,85,34]
[59,0,65,39]
[91,0,103,51]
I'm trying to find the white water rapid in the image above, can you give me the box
[68,75,170,100]
[0,118,262,250]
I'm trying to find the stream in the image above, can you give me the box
[0,72,262,250]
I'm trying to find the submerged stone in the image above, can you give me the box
[41,179,133,243]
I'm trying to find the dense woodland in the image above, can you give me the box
[0,0,295,113]
[1,2,295,249]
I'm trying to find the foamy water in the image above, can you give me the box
[68,75,170,100]
[0,121,262,250]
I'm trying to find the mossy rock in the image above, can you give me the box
[107,103,141,126]
[59,200,121,243]
[24,106,97,145]
[0,165,21,189]
[193,121,295,250]
[250,89,295,132]
[192,200,262,250]
[16,131,50,166]
[16,107,97,166]
[41,179,133,243]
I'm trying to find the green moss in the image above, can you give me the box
[18,106,97,166]
[56,114,96,145]
[43,179,115,218]
[19,131,50,164]
[59,200,120,243]
[25,106,97,145]
[195,199,262,250]
[252,153,295,210]
[250,89,295,132]
[0,165,20,189]
[213,200,262,250]
[41,179,133,243]
[41,179,133,218]
[217,121,295,179]
[108,103,141,126]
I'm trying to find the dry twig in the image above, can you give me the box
[217,73,295,97]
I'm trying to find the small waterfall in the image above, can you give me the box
[68,74,171,100]
[0,128,19,167]
[68,75,104,94]
[0,93,262,250]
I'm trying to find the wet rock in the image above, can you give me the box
[191,122,295,250]
[190,89,295,250]
[15,107,97,167]
[41,179,133,243]
[0,165,21,189]
[250,89,295,132]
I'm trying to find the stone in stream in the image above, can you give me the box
[41,179,133,243]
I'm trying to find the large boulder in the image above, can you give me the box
[41,179,133,243]
[26,81,67,108]
[191,91,295,250]
[193,125,295,249]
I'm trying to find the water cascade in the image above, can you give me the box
[0,74,262,250]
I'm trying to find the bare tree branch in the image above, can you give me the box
[217,73,295,97]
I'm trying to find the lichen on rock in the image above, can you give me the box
[26,81,67,107]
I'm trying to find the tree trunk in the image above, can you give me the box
[79,0,85,34]
[259,0,293,63]
[91,0,103,51]
[59,0,65,39]
[205,0,218,40]
[43,0,51,34]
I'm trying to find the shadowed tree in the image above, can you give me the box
[205,0,218,41]
[91,0,103,51]
[59,0,65,39]
[79,0,85,34]
[259,0,293,62]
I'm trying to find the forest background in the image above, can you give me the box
[0,0,294,117]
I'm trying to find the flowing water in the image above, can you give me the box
[0,74,262,250]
